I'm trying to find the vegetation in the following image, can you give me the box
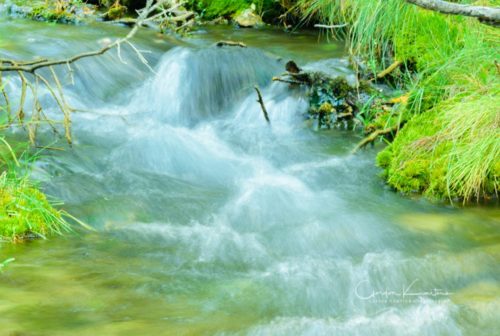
[186,0,283,22]
[0,140,72,242]
[294,0,499,203]
[4,0,96,23]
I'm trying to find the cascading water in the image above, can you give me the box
[1,17,498,336]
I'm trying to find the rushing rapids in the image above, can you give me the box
[0,17,499,335]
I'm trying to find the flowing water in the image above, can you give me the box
[0,17,499,336]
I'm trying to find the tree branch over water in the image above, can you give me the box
[0,0,177,145]
[405,0,500,25]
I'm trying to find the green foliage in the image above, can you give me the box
[296,0,500,202]
[187,0,249,19]
[187,0,279,20]
[294,0,345,30]
[0,171,71,242]
[0,138,72,242]
[8,0,94,23]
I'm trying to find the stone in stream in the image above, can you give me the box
[234,5,263,28]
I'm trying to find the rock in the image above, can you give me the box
[234,6,262,28]
[285,60,301,74]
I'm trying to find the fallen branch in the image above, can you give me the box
[272,76,305,85]
[254,85,270,124]
[405,0,500,25]
[215,41,247,48]
[376,60,402,79]
[314,23,348,29]
[351,124,403,154]
[337,112,353,119]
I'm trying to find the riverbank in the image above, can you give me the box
[294,0,499,203]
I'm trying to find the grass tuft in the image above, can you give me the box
[0,138,72,242]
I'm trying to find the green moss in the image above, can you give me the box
[187,0,249,19]
[187,0,279,20]
[8,0,94,24]
[377,91,499,201]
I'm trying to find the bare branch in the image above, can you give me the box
[0,0,176,146]
[351,122,406,154]
[17,71,27,124]
[0,73,12,122]
[314,23,348,29]
[216,41,247,48]
[0,0,174,73]
[254,86,271,124]
[406,0,500,25]
[376,60,403,79]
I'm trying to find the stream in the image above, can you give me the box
[0,17,499,336]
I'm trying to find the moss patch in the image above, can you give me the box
[378,91,499,202]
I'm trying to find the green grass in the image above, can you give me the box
[0,171,71,242]
[295,0,500,203]
[0,138,72,242]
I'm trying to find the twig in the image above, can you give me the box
[0,73,12,122]
[351,124,402,154]
[376,60,402,79]
[254,85,270,124]
[35,146,65,151]
[49,67,73,144]
[216,41,247,48]
[17,71,27,124]
[272,76,304,85]
[314,23,348,29]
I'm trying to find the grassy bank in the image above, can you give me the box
[297,0,499,203]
